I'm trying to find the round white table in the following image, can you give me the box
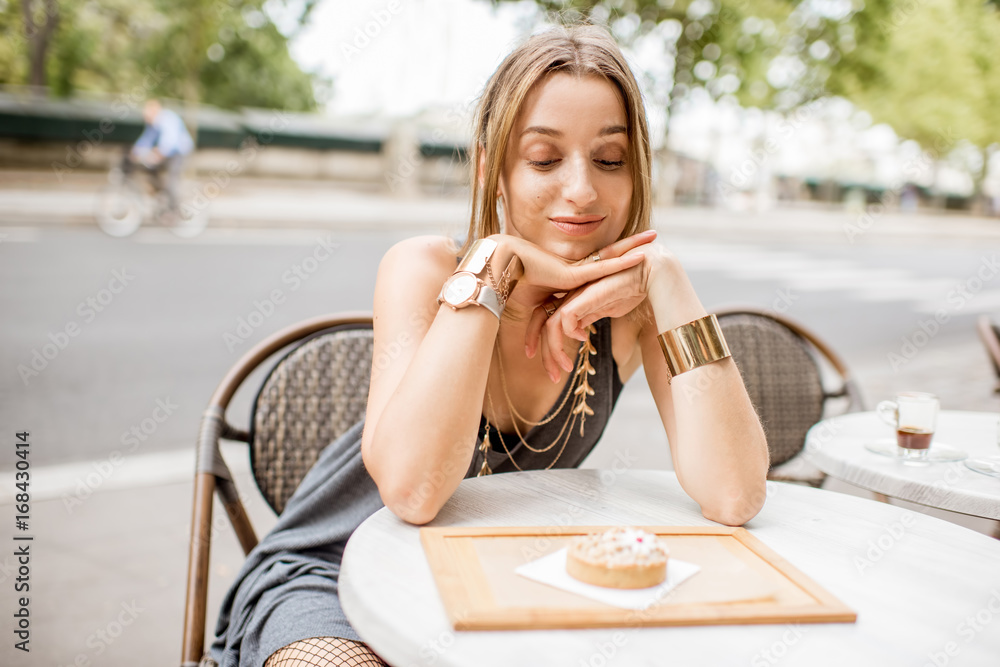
[339,469,1000,667]
[804,410,1000,520]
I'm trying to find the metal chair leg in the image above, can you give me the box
[181,472,216,667]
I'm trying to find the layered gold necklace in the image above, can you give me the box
[477,323,598,476]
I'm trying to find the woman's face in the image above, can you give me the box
[498,71,632,261]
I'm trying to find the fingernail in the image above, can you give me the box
[525,344,534,359]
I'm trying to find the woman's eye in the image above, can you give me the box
[527,159,625,169]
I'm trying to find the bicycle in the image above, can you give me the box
[94,157,210,238]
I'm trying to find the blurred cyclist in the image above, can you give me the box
[123,99,194,216]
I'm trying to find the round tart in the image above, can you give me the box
[566,527,669,589]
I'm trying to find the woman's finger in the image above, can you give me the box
[580,229,656,264]
[560,271,641,338]
[511,233,648,294]
[545,312,575,374]
[524,304,548,359]
[559,251,644,291]
[558,295,591,341]
[538,326,560,383]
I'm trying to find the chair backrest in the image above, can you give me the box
[976,316,1000,393]
[716,309,860,468]
[249,322,374,515]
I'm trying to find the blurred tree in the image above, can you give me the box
[492,1,848,125]
[829,0,1000,153]
[829,0,1000,203]
[0,0,322,111]
[20,0,58,88]
[503,0,1000,200]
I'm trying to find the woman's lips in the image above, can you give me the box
[549,216,605,236]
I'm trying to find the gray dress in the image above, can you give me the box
[209,317,624,667]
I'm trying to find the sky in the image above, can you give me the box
[288,0,539,119]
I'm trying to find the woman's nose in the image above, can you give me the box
[562,155,598,208]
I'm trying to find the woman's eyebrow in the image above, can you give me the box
[520,124,627,138]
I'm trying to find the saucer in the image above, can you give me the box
[864,439,968,462]
[964,457,1000,478]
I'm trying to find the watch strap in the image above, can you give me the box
[475,282,503,320]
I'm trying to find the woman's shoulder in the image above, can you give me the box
[374,235,461,321]
[379,234,461,279]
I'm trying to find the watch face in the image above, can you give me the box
[444,273,478,306]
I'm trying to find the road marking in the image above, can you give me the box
[130,227,341,245]
[673,240,979,310]
[787,268,910,292]
[0,442,251,505]
[728,257,839,278]
[852,278,958,303]
[914,288,1000,315]
[0,227,42,243]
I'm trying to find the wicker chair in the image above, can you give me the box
[715,307,865,487]
[977,315,1000,394]
[181,313,374,667]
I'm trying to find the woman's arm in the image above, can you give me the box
[637,247,769,526]
[361,235,496,526]
[362,234,649,525]
[540,243,769,526]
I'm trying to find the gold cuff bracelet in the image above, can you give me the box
[656,313,731,379]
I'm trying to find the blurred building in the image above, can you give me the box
[0,87,994,215]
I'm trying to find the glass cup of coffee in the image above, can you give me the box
[876,392,939,461]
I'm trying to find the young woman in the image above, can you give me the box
[211,22,769,667]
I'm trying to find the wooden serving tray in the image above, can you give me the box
[420,525,857,630]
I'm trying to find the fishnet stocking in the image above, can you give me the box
[264,636,389,667]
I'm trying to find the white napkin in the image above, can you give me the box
[515,548,700,610]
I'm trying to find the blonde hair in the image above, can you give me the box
[463,22,653,256]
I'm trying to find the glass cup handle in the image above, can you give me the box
[876,400,898,428]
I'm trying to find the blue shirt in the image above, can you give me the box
[134,108,194,157]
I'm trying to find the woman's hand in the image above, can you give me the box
[489,231,654,311]
[522,230,662,380]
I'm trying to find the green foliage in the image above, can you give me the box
[493,0,845,114]
[0,2,29,85]
[197,21,318,112]
[502,0,1000,154]
[0,0,321,111]
[830,0,1000,152]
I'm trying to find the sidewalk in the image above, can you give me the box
[2,168,1000,241]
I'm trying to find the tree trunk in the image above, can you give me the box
[970,145,989,217]
[21,0,59,91]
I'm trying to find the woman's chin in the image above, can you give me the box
[548,239,598,262]
[513,227,602,261]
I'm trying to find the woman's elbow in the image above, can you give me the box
[701,481,767,526]
[702,503,759,527]
[380,483,443,526]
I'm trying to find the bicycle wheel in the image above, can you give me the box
[95,180,145,237]
[169,180,210,238]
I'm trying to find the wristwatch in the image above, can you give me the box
[437,238,503,320]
